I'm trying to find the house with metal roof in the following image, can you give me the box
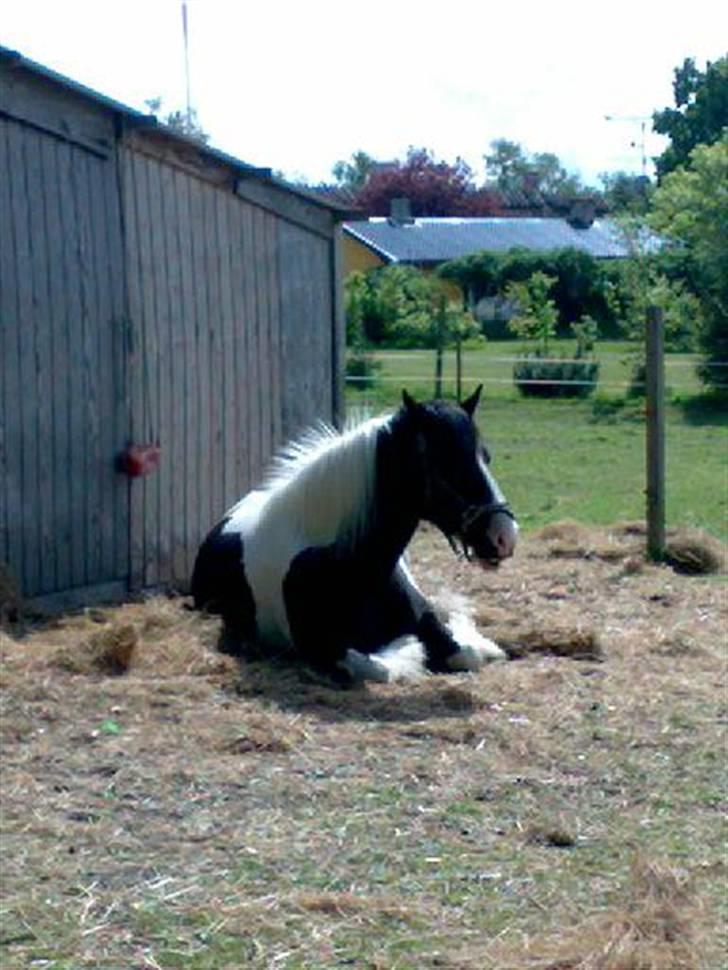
[342,209,636,275]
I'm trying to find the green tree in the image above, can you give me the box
[506,272,559,355]
[599,171,654,214]
[440,247,615,336]
[649,135,728,389]
[345,266,479,349]
[484,139,586,196]
[332,151,378,191]
[653,57,728,178]
[145,96,209,144]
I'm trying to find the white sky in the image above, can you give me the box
[3,0,727,187]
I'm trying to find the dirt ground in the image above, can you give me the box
[1,522,726,969]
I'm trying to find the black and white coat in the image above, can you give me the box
[191,389,517,683]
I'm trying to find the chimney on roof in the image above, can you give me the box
[389,197,414,226]
[567,198,596,229]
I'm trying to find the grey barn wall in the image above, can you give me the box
[0,112,130,602]
[0,57,344,604]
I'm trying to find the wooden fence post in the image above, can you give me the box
[645,305,666,561]
[434,295,445,398]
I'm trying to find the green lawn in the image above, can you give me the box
[346,344,728,541]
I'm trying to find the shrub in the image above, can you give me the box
[507,277,600,397]
[513,356,600,398]
[345,351,381,390]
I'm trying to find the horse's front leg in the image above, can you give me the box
[282,549,424,684]
[393,562,506,672]
[282,546,358,682]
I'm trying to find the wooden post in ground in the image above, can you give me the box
[645,305,666,561]
[434,295,445,398]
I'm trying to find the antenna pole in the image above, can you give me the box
[181,1,192,130]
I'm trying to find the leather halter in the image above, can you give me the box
[418,437,514,559]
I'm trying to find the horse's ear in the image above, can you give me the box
[402,389,418,412]
[461,384,483,418]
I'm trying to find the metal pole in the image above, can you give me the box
[645,305,666,561]
[181,1,193,131]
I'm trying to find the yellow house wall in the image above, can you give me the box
[341,234,465,305]
[341,234,386,274]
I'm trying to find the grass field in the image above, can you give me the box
[1,523,726,968]
[347,344,728,542]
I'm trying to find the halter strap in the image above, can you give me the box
[422,460,514,559]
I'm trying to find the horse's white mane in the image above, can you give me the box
[259,411,392,547]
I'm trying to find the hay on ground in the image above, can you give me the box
[52,623,138,675]
[486,858,706,969]
[663,527,726,575]
[495,625,604,662]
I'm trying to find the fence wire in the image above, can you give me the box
[346,354,728,391]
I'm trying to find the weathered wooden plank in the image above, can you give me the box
[227,195,252,497]
[119,148,147,591]
[54,139,83,592]
[279,220,309,437]
[75,149,104,588]
[8,124,40,594]
[0,120,7,568]
[314,238,335,418]
[235,177,337,241]
[188,178,213,540]
[0,62,115,157]
[331,226,346,427]
[107,148,131,585]
[28,579,128,616]
[122,127,236,191]
[204,183,225,525]
[85,149,119,587]
[24,127,56,592]
[278,222,335,438]
[149,156,175,586]
[174,170,199,583]
[238,199,260,488]
[160,162,188,587]
[0,118,20,577]
[133,150,162,588]
[39,135,70,590]
[215,190,238,511]
[142,155,167,587]
[253,208,273,471]
[266,210,283,452]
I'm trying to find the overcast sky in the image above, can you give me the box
[3,1,727,187]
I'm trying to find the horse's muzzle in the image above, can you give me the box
[463,508,518,569]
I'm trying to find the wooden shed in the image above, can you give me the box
[0,46,349,610]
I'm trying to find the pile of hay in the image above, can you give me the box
[53,622,139,675]
[497,625,604,662]
[534,520,726,576]
[486,859,707,969]
[663,527,727,575]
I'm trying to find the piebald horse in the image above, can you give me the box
[191,387,517,683]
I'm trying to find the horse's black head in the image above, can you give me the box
[402,386,518,569]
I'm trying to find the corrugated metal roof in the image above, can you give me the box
[344,217,641,263]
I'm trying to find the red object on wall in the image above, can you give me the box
[118,443,161,478]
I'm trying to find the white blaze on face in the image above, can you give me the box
[479,454,518,559]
